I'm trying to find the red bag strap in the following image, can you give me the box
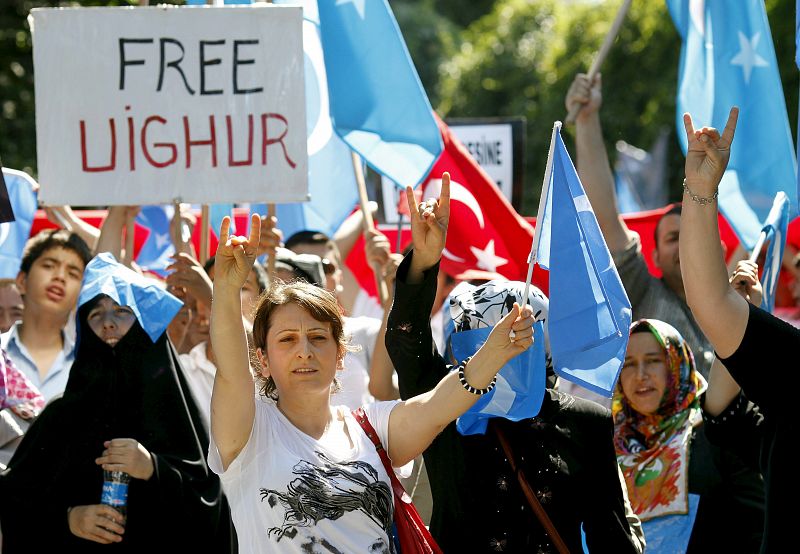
[351,408,407,498]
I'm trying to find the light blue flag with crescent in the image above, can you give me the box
[536,129,632,397]
[758,191,790,313]
[668,0,797,249]
[134,205,176,278]
[79,252,183,343]
[317,0,442,188]
[251,0,359,240]
[0,169,38,278]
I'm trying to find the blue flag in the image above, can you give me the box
[134,206,175,278]
[264,0,359,239]
[446,279,549,436]
[79,252,183,343]
[0,169,38,279]
[536,129,632,397]
[668,0,797,249]
[317,0,442,188]
[758,191,790,313]
[450,325,546,436]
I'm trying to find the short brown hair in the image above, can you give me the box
[251,281,354,398]
[19,229,92,275]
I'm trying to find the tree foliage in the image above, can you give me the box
[395,0,798,215]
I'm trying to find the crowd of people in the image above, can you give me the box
[0,70,791,554]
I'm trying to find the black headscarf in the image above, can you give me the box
[0,295,235,552]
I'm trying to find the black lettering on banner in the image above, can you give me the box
[119,38,154,90]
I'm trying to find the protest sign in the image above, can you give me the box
[31,6,307,205]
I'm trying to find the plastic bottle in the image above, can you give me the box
[101,469,130,520]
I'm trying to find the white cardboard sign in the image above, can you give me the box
[31,6,307,205]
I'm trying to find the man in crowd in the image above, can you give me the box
[1,230,92,401]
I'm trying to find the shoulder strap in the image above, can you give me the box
[351,408,408,499]
[493,422,571,554]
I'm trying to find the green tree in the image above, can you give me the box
[431,0,799,215]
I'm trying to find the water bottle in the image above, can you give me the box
[101,470,130,520]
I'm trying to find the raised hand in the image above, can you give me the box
[406,172,450,270]
[256,214,283,258]
[165,253,213,307]
[730,259,762,306]
[481,303,535,364]
[68,504,125,544]
[95,438,154,481]
[364,228,391,270]
[214,214,261,290]
[565,73,602,122]
[683,106,739,197]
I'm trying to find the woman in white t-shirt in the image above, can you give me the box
[209,177,534,554]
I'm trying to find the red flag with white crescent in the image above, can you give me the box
[421,115,534,281]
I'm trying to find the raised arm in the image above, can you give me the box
[44,205,101,250]
[703,260,759,416]
[678,107,749,358]
[95,206,139,260]
[210,214,261,470]
[382,172,533,464]
[567,73,632,252]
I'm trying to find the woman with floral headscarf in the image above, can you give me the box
[614,319,764,552]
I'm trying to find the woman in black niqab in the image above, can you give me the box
[0,253,235,552]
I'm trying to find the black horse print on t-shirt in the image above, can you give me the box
[260,451,394,553]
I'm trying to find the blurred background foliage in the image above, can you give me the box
[1,0,797,215]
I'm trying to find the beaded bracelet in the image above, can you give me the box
[682,179,718,205]
[456,356,497,396]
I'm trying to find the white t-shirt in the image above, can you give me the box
[178,341,216,430]
[209,398,402,554]
[334,316,381,410]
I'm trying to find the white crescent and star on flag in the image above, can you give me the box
[689,0,769,86]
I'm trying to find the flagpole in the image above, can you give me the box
[565,0,632,124]
[522,121,562,308]
[748,232,768,263]
[267,203,276,279]
[126,0,148,265]
[351,151,389,306]
[200,205,210,265]
[124,216,135,267]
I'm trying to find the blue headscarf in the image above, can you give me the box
[78,252,182,343]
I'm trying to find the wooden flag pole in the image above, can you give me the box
[200,205,210,265]
[124,0,148,264]
[265,0,275,280]
[565,0,632,124]
[124,217,135,266]
[351,151,389,306]
[267,203,276,278]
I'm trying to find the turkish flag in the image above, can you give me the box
[421,116,535,281]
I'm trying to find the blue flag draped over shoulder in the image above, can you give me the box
[317,0,442,188]
[668,0,797,249]
[0,169,38,278]
[257,0,358,239]
[536,129,632,397]
[758,191,790,313]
